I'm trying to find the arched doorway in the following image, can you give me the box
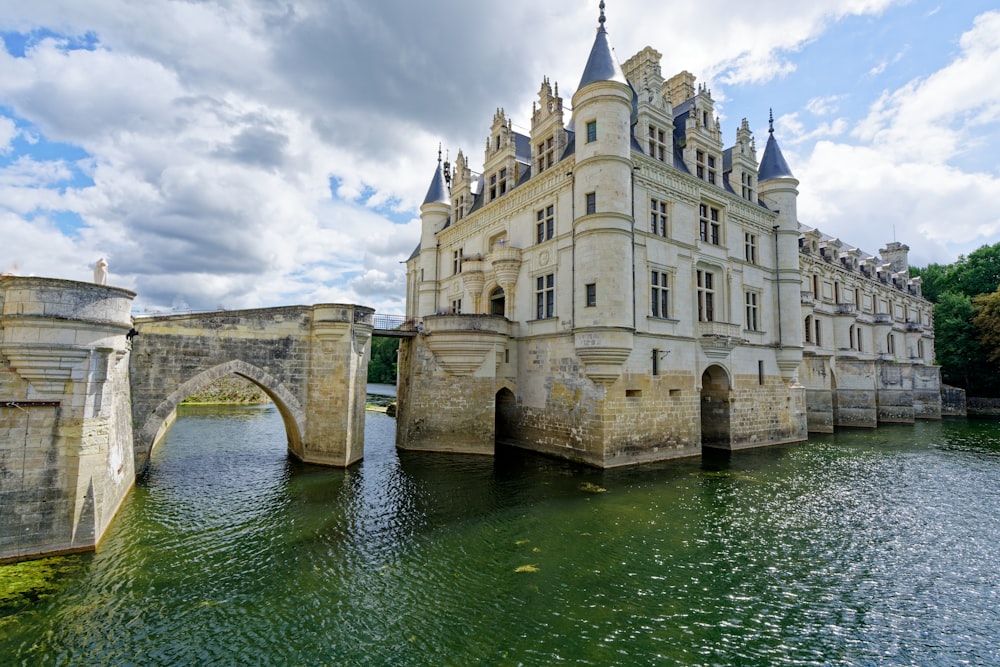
[495,387,516,444]
[490,287,506,317]
[700,365,731,452]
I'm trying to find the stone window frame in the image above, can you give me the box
[535,272,556,320]
[650,267,672,319]
[585,283,597,308]
[696,265,719,323]
[586,120,597,143]
[744,231,758,264]
[451,298,462,314]
[537,135,555,173]
[585,191,597,215]
[536,204,555,244]
[647,124,667,162]
[744,289,760,332]
[452,248,462,275]
[741,172,754,201]
[698,202,723,246]
[696,150,718,185]
[649,197,668,237]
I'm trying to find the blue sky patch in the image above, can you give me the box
[0,28,99,57]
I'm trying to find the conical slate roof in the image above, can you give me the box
[422,151,450,205]
[577,1,627,90]
[758,110,795,181]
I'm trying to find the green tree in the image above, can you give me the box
[973,287,1000,364]
[934,291,979,389]
[909,262,949,303]
[367,336,400,384]
[947,242,1000,298]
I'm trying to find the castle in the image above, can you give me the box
[397,4,940,467]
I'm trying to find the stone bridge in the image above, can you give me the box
[1,275,384,562]
[130,304,374,470]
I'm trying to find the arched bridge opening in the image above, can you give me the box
[130,304,373,473]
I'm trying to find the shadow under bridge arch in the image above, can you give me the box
[136,359,305,470]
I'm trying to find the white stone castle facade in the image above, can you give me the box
[397,6,940,467]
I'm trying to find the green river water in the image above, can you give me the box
[2,405,999,666]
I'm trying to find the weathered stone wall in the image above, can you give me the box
[728,373,807,450]
[396,316,508,456]
[941,385,967,416]
[875,361,915,423]
[831,358,877,428]
[911,364,942,419]
[1,277,135,563]
[398,322,808,467]
[800,356,834,433]
[967,396,1000,417]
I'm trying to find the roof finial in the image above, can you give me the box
[768,109,774,134]
[598,1,606,29]
[437,142,442,163]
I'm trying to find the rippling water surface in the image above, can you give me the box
[2,406,999,666]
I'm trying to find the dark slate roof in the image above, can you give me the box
[422,156,450,205]
[577,13,627,90]
[758,116,795,181]
[407,242,420,261]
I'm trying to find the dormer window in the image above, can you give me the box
[741,172,754,201]
[695,151,717,184]
[647,125,667,162]
[537,136,555,173]
[499,168,508,196]
[489,174,497,200]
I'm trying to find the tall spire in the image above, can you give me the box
[758,109,795,181]
[577,1,627,90]
[422,147,450,206]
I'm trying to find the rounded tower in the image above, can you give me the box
[570,2,635,383]
[416,149,452,318]
[757,111,803,380]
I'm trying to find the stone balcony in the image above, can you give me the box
[835,303,857,316]
[698,321,745,358]
[874,313,892,324]
[800,290,814,304]
[699,320,743,338]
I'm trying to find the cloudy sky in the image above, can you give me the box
[2,0,998,314]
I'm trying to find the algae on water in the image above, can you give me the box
[0,556,84,609]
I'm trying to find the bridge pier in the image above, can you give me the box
[0,277,136,563]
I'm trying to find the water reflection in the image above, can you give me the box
[1,410,999,666]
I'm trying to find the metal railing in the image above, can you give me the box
[372,313,416,332]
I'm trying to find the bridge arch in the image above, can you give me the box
[137,360,305,467]
[130,304,373,472]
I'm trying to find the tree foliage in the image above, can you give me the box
[973,288,1000,364]
[912,242,1000,396]
[368,336,400,384]
[934,291,980,389]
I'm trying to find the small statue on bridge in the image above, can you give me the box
[93,257,108,285]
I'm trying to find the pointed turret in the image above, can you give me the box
[422,147,451,205]
[415,148,453,318]
[758,110,795,181]
[577,1,627,90]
